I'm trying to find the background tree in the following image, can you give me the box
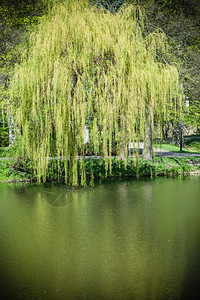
[91,0,200,149]
[0,0,52,145]
[125,0,200,134]
[89,0,124,13]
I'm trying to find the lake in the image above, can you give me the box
[0,176,200,299]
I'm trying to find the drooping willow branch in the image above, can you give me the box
[10,0,182,185]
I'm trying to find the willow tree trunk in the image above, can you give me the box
[120,139,125,160]
[8,115,15,146]
[143,106,153,160]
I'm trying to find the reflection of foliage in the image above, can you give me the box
[41,190,73,208]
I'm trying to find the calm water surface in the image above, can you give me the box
[0,176,200,300]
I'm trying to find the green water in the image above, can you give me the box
[0,177,200,300]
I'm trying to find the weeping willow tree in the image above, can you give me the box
[10,0,182,185]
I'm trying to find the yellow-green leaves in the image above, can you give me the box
[10,0,182,185]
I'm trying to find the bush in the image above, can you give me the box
[0,123,9,147]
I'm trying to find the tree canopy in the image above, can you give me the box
[10,0,182,185]
[0,0,51,115]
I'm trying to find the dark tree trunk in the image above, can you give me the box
[162,122,170,140]
[171,122,185,149]
[143,106,153,160]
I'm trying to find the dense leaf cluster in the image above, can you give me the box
[10,0,181,185]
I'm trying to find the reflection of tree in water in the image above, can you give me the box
[40,188,73,208]
[112,179,187,300]
[7,183,38,203]
[6,183,74,208]
[8,183,29,197]
[2,180,200,299]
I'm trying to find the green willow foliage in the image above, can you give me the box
[10,0,182,185]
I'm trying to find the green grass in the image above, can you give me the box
[0,156,199,184]
[154,138,200,154]
[154,142,183,152]
[152,156,200,175]
[0,147,33,182]
[185,139,200,152]
[0,159,29,182]
[184,134,200,138]
[82,157,200,183]
[0,146,18,157]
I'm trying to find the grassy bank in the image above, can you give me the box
[0,159,33,182]
[185,139,200,152]
[83,157,200,181]
[154,136,200,153]
[0,155,200,184]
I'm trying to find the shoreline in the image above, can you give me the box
[1,156,200,185]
